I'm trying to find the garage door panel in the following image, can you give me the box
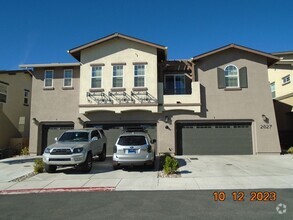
[179,123,252,155]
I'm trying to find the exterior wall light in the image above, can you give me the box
[77,117,84,124]
[165,116,169,123]
[262,114,269,123]
[32,118,39,124]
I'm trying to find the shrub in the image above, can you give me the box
[163,155,179,175]
[20,147,30,156]
[34,158,44,173]
[287,147,293,154]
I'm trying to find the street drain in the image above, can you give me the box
[24,165,31,167]
[226,164,233,166]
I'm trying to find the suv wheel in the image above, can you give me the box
[98,146,106,161]
[44,164,57,173]
[80,152,92,172]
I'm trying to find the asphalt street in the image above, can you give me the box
[0,189,292,219]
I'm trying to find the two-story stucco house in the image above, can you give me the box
[268,52,293,151]
[0,70,32,157]
[21,33,281,155]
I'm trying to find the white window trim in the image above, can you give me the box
[282,75,291,85]
[63,69,73,87]
[44,70,54,88]
[270,82,276,98]
[0,82,8,104]
[112,65,124,88]
[91,66,103,89]
[133,64,146,88]
[24,90,30,105]
[224,64,240,88]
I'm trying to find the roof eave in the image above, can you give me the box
[192,44,280,66]
[68,33,167,61]
[19,63,81,68]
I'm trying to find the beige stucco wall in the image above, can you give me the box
[0,72,31,148]
[29,66,81,154]
[79,38,158,113]
[158,49,280,154]
[268,65,293,105]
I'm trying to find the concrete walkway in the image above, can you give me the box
[0,155,293,194]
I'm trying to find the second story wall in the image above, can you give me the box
[79,38,158,113]
[0,71,32,148]
[268,64,293,104]
[31,66,80,121]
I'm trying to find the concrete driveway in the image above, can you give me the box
[0,155,292,193]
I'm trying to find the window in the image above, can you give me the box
[0,82,8,103]
[44,70,54,88]
[24,90,30,106]
[164,74,185,94]
[224,65,239,88]
[270,82,276,98]
[282,75,290,85]
[112,65,123,88]
[63,69,73,87]
[91,66,102,88]
[134,65,145,87]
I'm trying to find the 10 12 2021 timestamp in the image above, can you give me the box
[213,191,277,201]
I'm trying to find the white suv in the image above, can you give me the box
[43,128,107,173]
[112,129,156,169]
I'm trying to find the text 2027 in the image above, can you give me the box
[260,125,272,129]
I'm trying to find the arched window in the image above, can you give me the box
[224,65,239,88]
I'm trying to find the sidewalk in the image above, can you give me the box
[0,155,293,194]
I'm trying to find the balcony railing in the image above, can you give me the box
[86,90,157,105]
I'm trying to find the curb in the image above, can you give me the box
[0,187,116,195]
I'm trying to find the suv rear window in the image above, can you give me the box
[118,136,146,146]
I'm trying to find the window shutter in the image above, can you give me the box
[239,67,248,88]
[217,68,225,89]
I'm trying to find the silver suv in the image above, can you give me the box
[43,128,107,173]
[112,129,156,169]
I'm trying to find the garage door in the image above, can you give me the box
[176,122,253,155]
[41,124,74,154]
[85,123,157,155]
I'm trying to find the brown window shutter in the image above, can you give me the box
[217,68,225,89]
[239,67,248,88]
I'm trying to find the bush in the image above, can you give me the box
[34,158,44,173]
[20,147,30,156]
[163,155,179,175]
[287,147,293,154]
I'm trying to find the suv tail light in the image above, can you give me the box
[147,145,152,153]
[113,145,117,153]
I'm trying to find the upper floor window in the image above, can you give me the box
[224,65,239,88]
[134,65,145,87]
[44,70,54,88]
[0,82,8,103]
[24,90,30,106]
[164,74,186,94]
[282,75,290,85]
[270,82,276,98]
[91,66,102,88]
[63,69,73,87]
[112,65,123,88]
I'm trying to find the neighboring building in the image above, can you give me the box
[0,70,32,154]
[21,33,281,155]
[268,52,293,150]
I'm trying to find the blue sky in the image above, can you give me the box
[1,0,293,70]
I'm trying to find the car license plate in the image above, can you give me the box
[128,149,136,154]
